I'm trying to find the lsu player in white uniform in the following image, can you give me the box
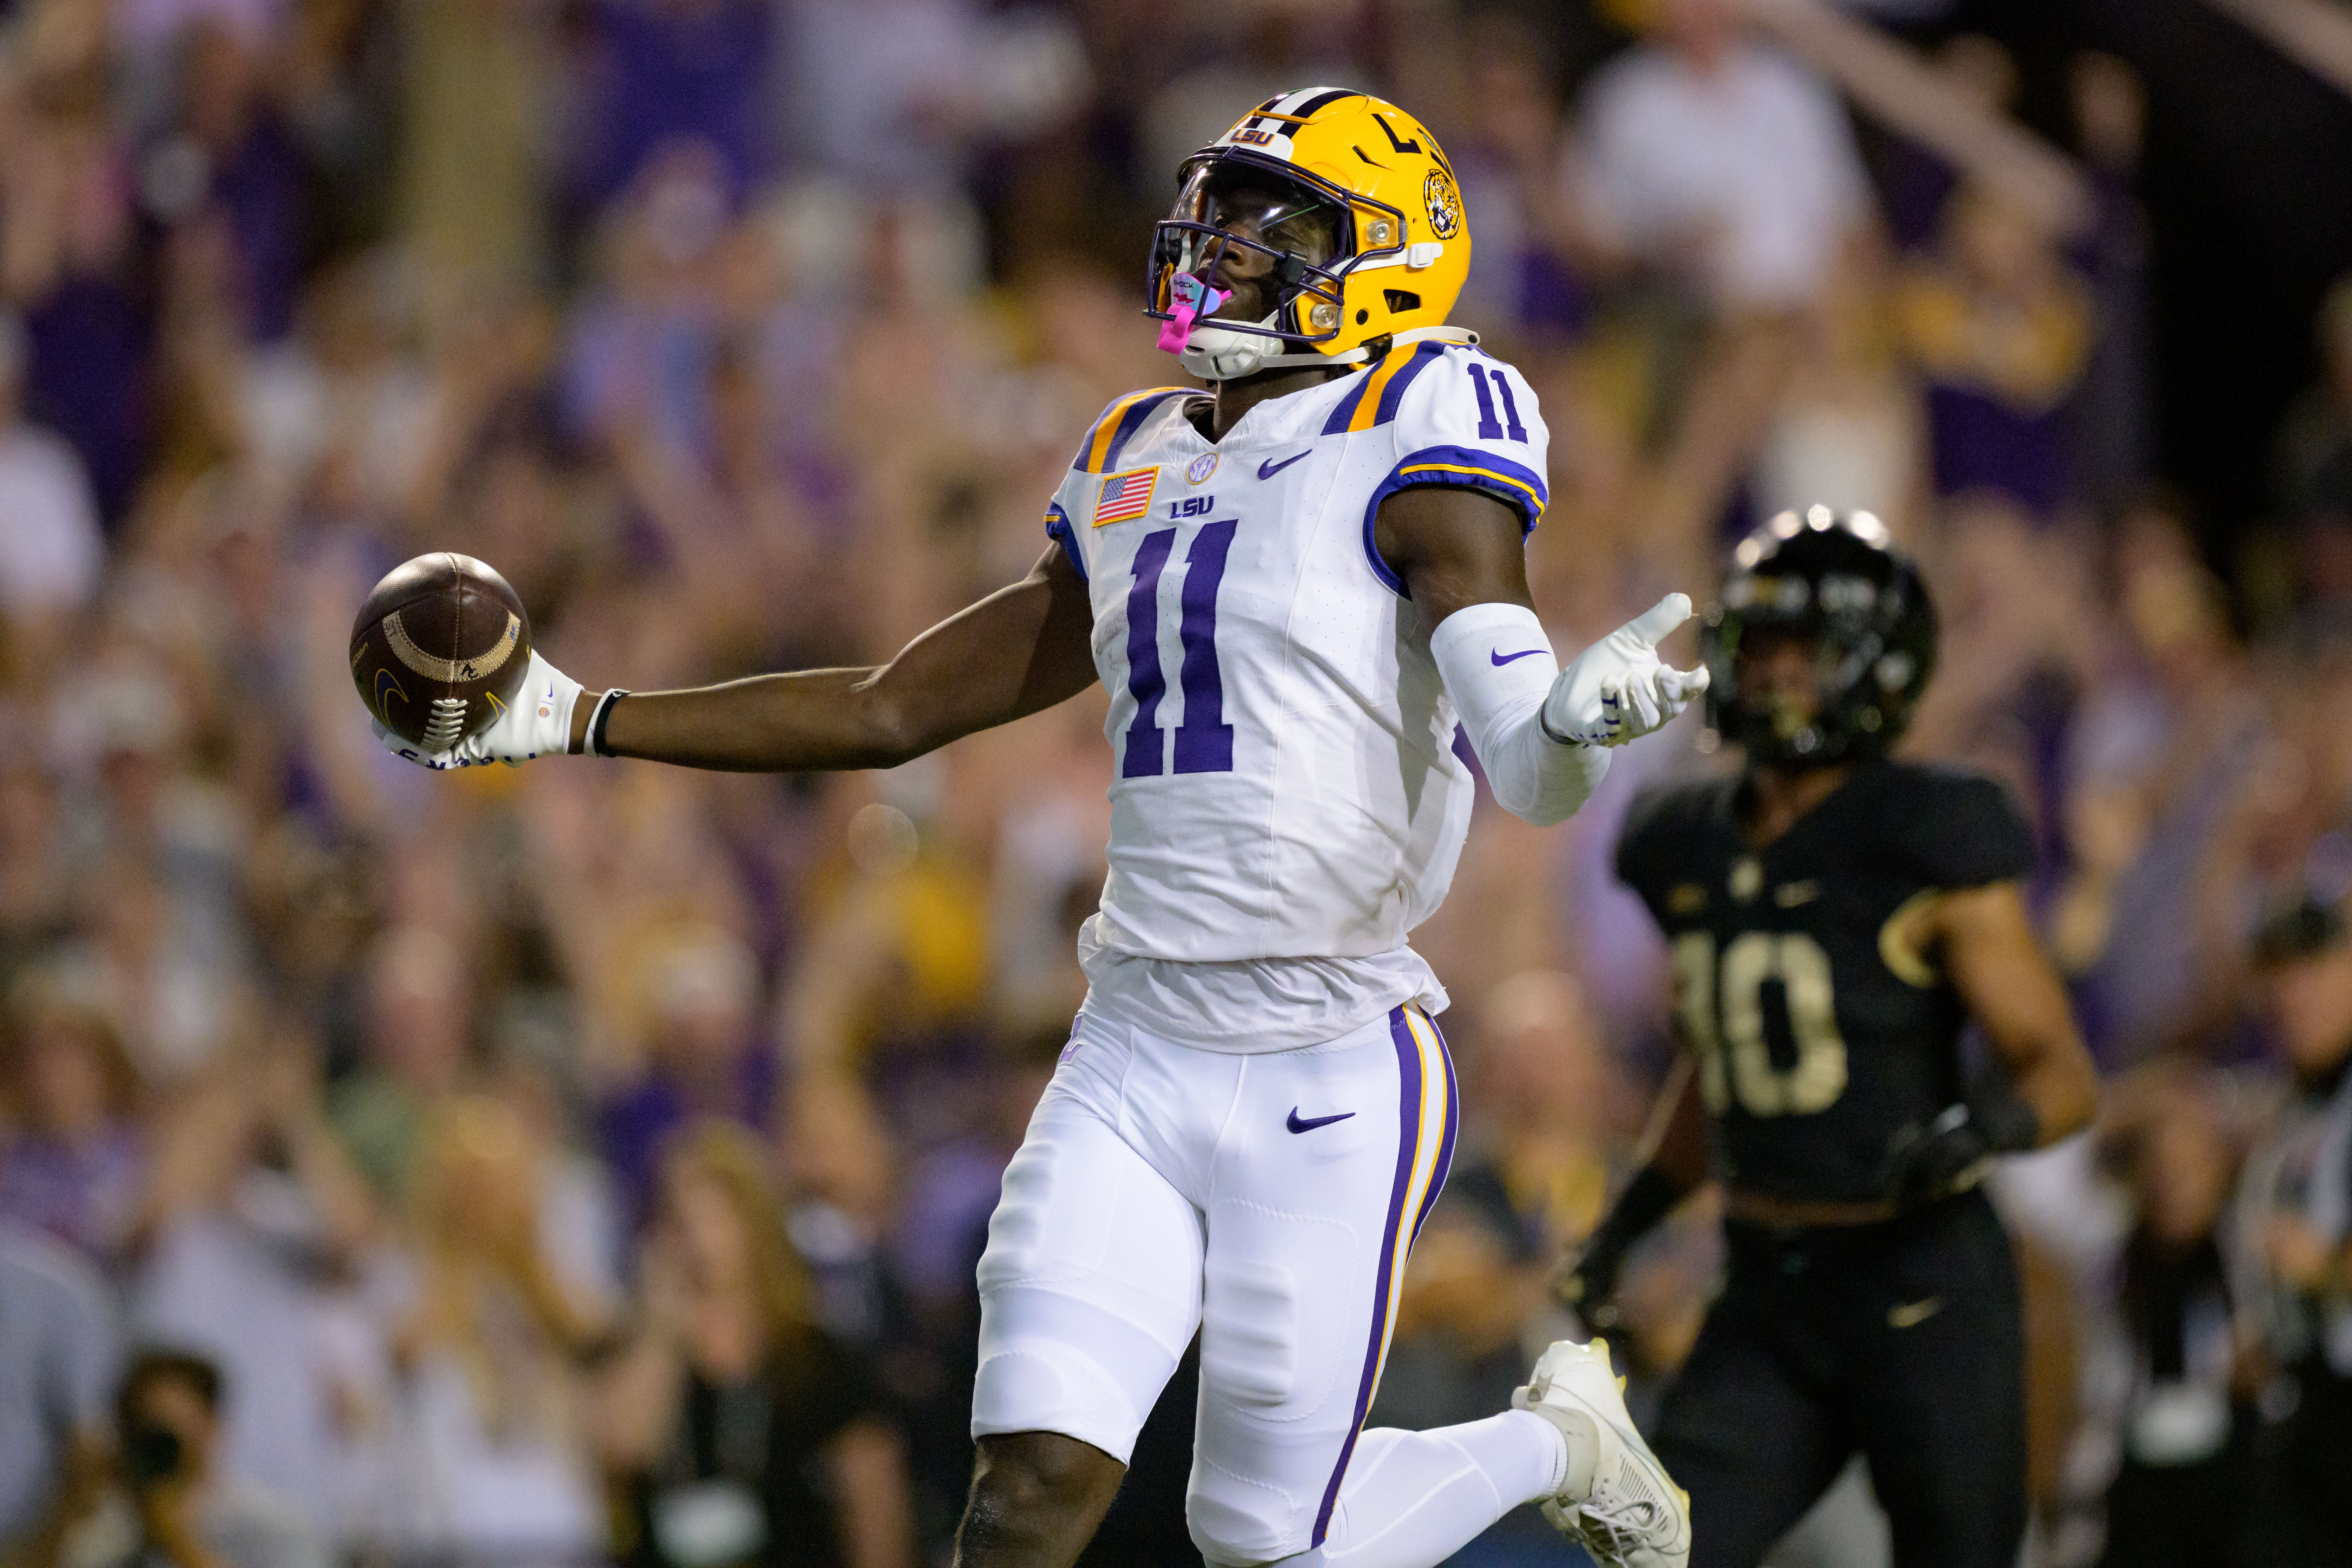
[377,89,1700,1568]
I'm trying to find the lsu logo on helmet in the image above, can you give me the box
[1146,89,1475,380]
[1423,168,1462,240]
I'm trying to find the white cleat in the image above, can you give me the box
[1512,1338,1691,1568]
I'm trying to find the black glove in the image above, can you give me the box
[1552,1166,1681,1328]
[1882,1099,2039,1209]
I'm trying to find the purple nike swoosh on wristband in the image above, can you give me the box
[1490,648,1545,666]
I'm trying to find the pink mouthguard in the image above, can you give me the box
[1158,274,1231,354]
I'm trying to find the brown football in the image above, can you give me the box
[349,554,533,750]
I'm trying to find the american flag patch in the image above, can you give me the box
[1093,467,1157,527]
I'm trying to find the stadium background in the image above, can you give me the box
[2,0,2351,1565]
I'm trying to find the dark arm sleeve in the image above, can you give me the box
[1892,769,2038,889]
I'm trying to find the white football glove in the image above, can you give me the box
[1543,593,1711,748]
[373,649,583,769]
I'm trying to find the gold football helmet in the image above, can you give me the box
[1148,88,1475,381]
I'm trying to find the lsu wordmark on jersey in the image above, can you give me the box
[1043,341,1547,979]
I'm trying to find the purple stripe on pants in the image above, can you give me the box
[1312,1006,1426,1547]
[1412,1012,1459,1248]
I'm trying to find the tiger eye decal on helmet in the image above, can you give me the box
[1145,88,1473,380]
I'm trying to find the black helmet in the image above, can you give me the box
[1701,507,1937,769]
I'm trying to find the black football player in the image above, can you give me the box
[1563,509,2100,1568]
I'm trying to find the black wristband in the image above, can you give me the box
[1971,1096,2041,1155]
[585,689,629,757]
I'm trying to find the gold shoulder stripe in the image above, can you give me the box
[1083,387,1190,473]
[1346,344,1421,434]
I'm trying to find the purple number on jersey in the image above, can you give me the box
[1120,522,1238,777]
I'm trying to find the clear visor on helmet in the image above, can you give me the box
[1167,160,1349,266]
[1147,157,1353,340]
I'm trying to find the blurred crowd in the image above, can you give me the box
[2,0,2352,1566]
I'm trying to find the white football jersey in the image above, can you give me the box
[1046,341,1551,997]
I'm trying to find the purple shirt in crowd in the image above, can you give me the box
[595,1044,776,1228]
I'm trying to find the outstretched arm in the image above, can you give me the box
[590,545,1097,771]
[385,546,1099,773]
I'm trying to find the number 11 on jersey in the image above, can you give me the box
[1122,521,1237,778]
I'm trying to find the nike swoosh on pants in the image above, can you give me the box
[1286,1108,1356,1134]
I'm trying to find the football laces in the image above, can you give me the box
[1567,1486,1676,1560]
[421,696,469,752]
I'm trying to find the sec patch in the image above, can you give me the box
[1094,467,1157,527]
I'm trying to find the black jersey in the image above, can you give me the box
[1615,760,2036,1205]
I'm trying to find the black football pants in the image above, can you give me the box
[1650,1191,2027,1568]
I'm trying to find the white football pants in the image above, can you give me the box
[971,1004,1566,1566]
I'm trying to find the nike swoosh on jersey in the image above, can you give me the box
[1490,648,1545,666]
[1887,1296,1944,1329]
[1286,1108,1357,1134]
[1258,451,1310,480]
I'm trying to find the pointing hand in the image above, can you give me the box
[1542,594,1711,748]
